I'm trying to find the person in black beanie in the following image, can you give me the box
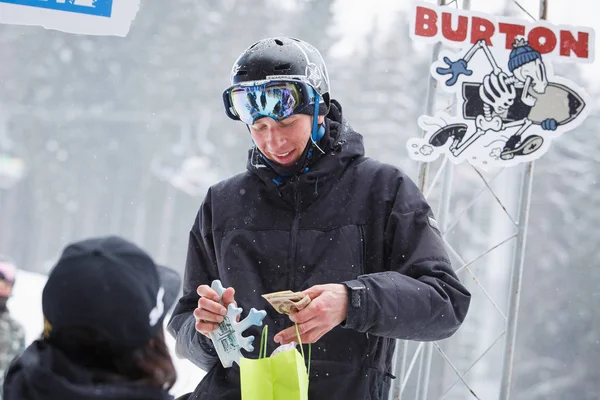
[0,257,25,400]
[3,236,182,400]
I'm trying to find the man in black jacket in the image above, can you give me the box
[168,36,471,400]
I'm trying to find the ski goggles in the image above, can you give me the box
[223,80,318,125]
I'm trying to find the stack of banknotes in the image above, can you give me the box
[261,290,311,315]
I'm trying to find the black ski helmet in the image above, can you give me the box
[228,37,331,115]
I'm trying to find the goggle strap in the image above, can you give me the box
[310,93,321,142]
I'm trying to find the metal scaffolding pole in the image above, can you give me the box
[416,0,448,192]
[416,161,455,400]
[498,163,534,400]
[390,2,447,399]
[390,0,447,397]
[415,0,468,397]
[499,3,547,399]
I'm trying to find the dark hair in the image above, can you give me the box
[46,326,177,390]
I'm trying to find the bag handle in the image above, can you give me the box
[294,323,311,377]
[260,324,311,376]
[259,325,268,359]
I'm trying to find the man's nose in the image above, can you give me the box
[265,127,285,147]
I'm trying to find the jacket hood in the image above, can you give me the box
[245,99,366,209]
[3,341,173,400]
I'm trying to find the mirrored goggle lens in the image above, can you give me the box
[229,81,313,125]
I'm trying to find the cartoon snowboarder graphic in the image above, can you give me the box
[428,37,586,160]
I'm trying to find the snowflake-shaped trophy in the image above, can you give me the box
[208,280,267,368]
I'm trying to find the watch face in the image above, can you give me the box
[351,285,365,308]
[352,291,362,308]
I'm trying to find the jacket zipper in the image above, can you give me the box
[358,224,369,339]
[358,224,366,275]
[287,184,301,291]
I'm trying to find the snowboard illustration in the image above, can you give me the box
[407,20,592,169]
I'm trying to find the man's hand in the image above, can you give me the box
[194,285,236,337]
[273,284,348,345]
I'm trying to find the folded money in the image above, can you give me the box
[262,290,311,315]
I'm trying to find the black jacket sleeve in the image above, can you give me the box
[167,191,220,371]
[342,174,471,341]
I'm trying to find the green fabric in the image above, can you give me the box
[240,324,311,400]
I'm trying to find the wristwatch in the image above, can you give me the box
[344,281,366,309]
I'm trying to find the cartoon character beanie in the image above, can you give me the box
[508,38,542,72]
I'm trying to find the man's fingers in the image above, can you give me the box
[274,326,297,344]
[289,308,309,324]
[278,326,321,345]
[302,284,324,299]
[195,318,219,335]
[193,307,225,323]
[221,287,236,306]
[305,329,327,344]
[194,306,223,335]
[196,285,220,302]
[289,299,322,324]
[195,284,238,332]
[197,298,227,317]
[275,319,320,344]
[198,296,227,316]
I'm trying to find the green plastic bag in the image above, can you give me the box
[240,324,311,400]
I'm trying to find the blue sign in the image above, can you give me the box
[0,0,112,18]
